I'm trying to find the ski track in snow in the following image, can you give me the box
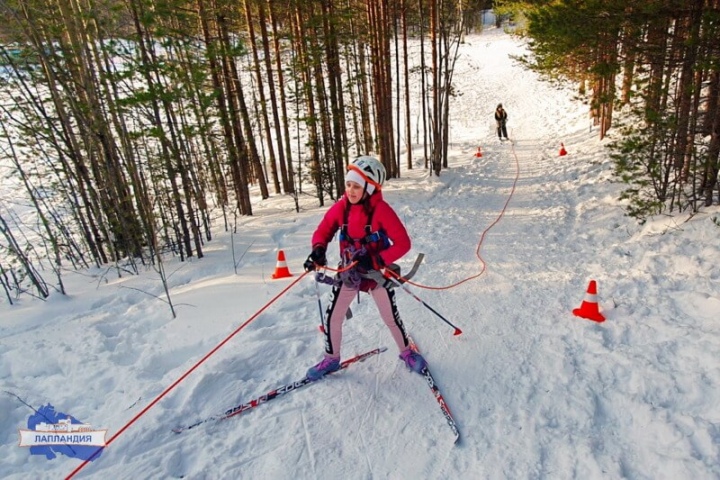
[2,28,720,480]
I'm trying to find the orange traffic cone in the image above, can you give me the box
[271,250,293,279]
[573,280,605,323]
[474,146,483,158]
[559,143,568,156]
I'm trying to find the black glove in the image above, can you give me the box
[355,253,384,272]
[303,246,327,272]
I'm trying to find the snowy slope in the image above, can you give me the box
[1,28,719,480]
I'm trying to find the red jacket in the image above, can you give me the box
[311,191,411,266]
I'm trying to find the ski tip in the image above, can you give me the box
[453,328,462,336]
[171,427,184,434]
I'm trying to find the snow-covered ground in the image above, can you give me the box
[2,27,719,480]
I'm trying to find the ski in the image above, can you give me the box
[409,337,460,443]
[172,347,386,433]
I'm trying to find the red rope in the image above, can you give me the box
[391,141,520,291]
[66,142,518,477]
[65,271,309,479]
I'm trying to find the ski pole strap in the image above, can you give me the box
[315,271,339,286]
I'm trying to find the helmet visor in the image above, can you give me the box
[347,164,382,191]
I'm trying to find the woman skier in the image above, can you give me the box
[303,156,426,381]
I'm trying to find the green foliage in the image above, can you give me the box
[509,0,720,219]
[608,124,666,222]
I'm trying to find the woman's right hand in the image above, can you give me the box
[303,246,327,271]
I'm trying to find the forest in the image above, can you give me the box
[514,0,720,220]
[0,0,718,302]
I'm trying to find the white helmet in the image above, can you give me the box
[347,156,386,192]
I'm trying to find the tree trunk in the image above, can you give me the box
[244,0,280,194]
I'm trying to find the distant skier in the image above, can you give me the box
[495,103,509,140]
[303,156,427,381]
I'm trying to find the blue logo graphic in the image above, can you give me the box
[23,404,104,461]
